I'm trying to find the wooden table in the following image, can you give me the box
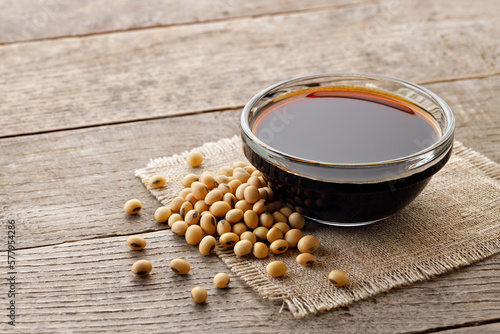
[1,1,499,332]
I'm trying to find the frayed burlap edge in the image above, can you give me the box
[135,137,500,318]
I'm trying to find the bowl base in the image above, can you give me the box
[304,215,387,227]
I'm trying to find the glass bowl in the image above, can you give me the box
[240,73,455,226]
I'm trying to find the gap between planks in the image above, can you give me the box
[0,0,375,47]
[1,71,498,141]
[405,317,500,334]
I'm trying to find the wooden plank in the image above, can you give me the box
[442,322,500,334]
[1,0,499,137]
[0,0,354,44]
[2,230,499,333]
[1,75,499,253]
[425,75,500,163]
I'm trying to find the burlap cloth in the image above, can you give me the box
[135,135,500,318]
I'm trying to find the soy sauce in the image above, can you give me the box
[252,88,440,164]
[243,87,451,224]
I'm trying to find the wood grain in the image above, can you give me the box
[1,75,499,253]
[1,1,499,331]
[0,0,354,44]
[0,0,499,137]
[1,230,498,333]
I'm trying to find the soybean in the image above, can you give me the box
[149,174,166,188]
[199,235,217,255]
[296,253,317,267]
[219,232,239,248]
[185,225,203,245]
[284,229,303,248]
[297,235,320,253]
[186,151,203,167]
[235,200,252,212]
[182,173,199,188]
[244,185,260,204]
[328,270,349,287]
[251,170,262,177]
[154,206,172,223]
[235,183,250,200]
[243,210,259,229]
[168,213,183,227]
[126,236,146,250]
[185,193,198,206]
[200,213,217,235]
[233,239,253,257]
[184,209,200,226]
[179,201,193,218]
[216,175,230,185]
[270,239,289,254]
[272,211,287,223]
[216,219,232,235]
[171,221,189,236]
[218,183,232,195]
[253,226,269,241]
[252,199,268,214]
[170,196,185,213]
[213,272,230,288]
[131,260,152,276]
[247,175,262,188]
[252,242,269,259]
[259,213,274,228]
[240,231,257,244]
[179,188,192,199]
[210,201,231,217]
[272,222,291,234]
[194,200,209,213]
[217,166,234,177]
[205,189,223,205]
[170,258,190,275]
[233,170,251,183]
[200,172,217,189]
[223,193,237,208]
[232,222,247,236]
[267,227,284,243]
[231,161,248,169]
[124,199,142,214]
[225,208,244,223]
[266,261,287,277]
[191,286,207,304]
[258,188,268,200]
[191,287,207,303]
[191,182,209,200]
[289,212,305,229]
[280,207,293,218]
[243,165,256,174]
[228,179,242,193]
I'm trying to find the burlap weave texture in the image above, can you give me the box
[136,135,500,317]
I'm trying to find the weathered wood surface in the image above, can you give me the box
[0,0,499,137]
[0,76,498,251]
[0,0,351,44]
[1,231,499,334]
[1,0,500,332]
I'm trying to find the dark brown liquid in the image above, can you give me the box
[252,88,440,164]
[244,88,451,224]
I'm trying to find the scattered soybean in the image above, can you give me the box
[170,258,190,275]
[186,151,203,167]
[127,236,146,250]
[213,273,230,288]
[131,260,152,276]
[124,199,142,214]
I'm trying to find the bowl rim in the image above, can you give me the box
[240,72,455,168]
